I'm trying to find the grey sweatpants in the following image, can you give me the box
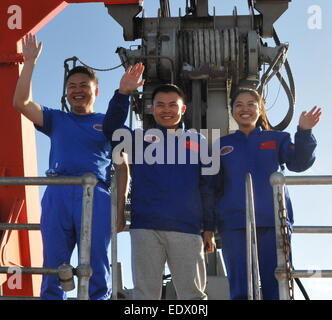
[130,229,207,300]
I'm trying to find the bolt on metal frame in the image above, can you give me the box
[0,173,97,300]
[270,172,332,300]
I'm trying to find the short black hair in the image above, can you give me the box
[66,66,98,86]
[151,84,186,103]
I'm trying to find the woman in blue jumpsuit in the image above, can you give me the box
[213,88,321,299]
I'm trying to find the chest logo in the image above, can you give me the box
[220,145,234,156]
[144,134,161,143]
[93,124,103,131]
[259,140,277,150]
[185,140,200,152]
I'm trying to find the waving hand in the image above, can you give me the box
[119,62,145,95]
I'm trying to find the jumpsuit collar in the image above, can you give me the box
[235,126,262,138]
[155,121,186,135]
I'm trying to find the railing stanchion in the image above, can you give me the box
[77,174,97,300]
[245,173,262,300]
[0,174,98,300]
[111,170,118,300]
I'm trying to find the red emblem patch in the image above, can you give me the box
[185,140,200,152]
[259,140,277,150]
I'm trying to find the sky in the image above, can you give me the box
[29,0,332,299]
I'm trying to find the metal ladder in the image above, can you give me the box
[0,174,97,300]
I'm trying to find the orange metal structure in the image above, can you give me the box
[0,0,140,297]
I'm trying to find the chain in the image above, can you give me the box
[74,56,124,72]
[277,191,294,300]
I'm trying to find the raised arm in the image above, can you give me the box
[281,106,322,172]
[103,63,145,140]
[13,34,43,126]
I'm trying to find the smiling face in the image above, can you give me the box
[66,73,98,114]
[232,92,261,134]
[152,91,186,129]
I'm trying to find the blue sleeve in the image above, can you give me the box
[279,127,317,172]
[200,136,220,232]
[34,106,54,136]
[102,90,131,142]
[200,173,218,232]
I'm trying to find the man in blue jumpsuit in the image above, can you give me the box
[12,34,124,299]
[103,63,216,299]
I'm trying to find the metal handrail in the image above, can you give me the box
[245,173,262,300]
[0,267,59,275]
[0,224,40,230]
[293,226,332,234]
[0,173,97,300]
[270,172,332,300]
[111,170,118,300]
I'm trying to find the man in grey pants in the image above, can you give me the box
[103,64,216,299]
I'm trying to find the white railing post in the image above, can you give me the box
[111,169,118,300]
[245,173,262,300]
[76,173,97,300]
[270,172,292,300]
[0,174,98,300]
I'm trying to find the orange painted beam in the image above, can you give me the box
[0,0,69,297]
[66,0,141,4]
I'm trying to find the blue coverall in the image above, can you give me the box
[213,127,317,299]
[36,106,112,300]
